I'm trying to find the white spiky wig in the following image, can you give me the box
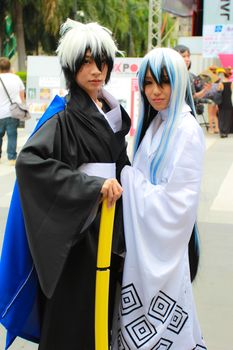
[56,19,120,88]
[134,47,196,185]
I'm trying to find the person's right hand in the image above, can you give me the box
[203,82,212,93]
[100,178,123,208]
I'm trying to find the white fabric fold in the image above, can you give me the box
[94,88,122,132]
[78,162,116,179]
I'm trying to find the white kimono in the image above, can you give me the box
[114,104,207,349]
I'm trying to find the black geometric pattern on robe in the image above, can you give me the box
[121,283,143,316]
[167,305,188,334]
[125,315,157,348]
[118,330,130,350]
[193,345,207,350]
[119,284,192,348]
[148,291,176,323]
[151,338,173,349]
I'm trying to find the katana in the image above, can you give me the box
[95,199,116,350]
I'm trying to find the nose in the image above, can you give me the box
[184,58,190,66]
[152,82,161,95]
[91,61,102,75]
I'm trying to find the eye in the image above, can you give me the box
[160,74,170,86]
[101,61,107,69]
[83,58,90,64]
[162,79,170,85]
[83,57,93,64]
[144,79,152,85]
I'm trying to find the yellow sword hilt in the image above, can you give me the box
[95,199,116,350]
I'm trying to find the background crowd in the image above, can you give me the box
[174,44,233,138]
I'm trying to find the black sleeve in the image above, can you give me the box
[16,115,105,297]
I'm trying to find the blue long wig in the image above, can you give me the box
[135,47,199,282]
[134,47,195,185]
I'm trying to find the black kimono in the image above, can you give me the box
[16,85,131,349]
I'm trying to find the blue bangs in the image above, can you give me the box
[134,48,192,185]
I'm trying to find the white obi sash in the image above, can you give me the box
[79,162,116,232]
[78,162,116,179]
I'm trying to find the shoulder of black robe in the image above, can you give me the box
[16,86,130,298]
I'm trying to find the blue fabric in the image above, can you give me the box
[0,95,66,349]
[0,117,19,160]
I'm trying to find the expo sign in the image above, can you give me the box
[113,60,141,74]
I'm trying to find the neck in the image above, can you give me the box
[92,90,104,109]
[94,98,103,109]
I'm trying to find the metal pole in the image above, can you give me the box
[148,0,162,50]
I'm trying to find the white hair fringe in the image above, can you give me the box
[56,18,120,70]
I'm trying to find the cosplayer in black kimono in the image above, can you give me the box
[1,19,130,349]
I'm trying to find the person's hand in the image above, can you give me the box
[203,82,212,93]
[217,82,223,91]
[100,178,123,208]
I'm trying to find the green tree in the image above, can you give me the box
[1,0,177,67]
[35,0,149,57]
[0,0,65,70]
[12,1,26,71]
[2,14,17,59]
[161,12,177,48]
[0,0,8,56]
[74,0,149,57]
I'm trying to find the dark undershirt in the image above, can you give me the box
[99,98,111,113]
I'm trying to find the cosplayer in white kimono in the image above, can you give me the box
[113,48,207,349]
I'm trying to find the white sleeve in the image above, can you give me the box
[17,75,25,91]
[117,119,206,350]
[120,120,205,294]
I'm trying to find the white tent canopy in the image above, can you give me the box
[162,0,195,17]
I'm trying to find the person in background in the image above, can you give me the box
[0,57,25,165]
[205,65,220,134]
[174,44,211,100]
[113,48,206,349]
[217,67,233,138]
[0,19,130,350]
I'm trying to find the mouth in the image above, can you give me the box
[152,99,164,103]
[89,80,102,83]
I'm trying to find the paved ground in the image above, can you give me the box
[1,124,233,349]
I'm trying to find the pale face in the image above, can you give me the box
[144,68,171,111]
[180,50,191,69]
[75,50,108,101]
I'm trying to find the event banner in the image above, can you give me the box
[203,0,233,57]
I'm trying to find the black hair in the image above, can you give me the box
[62,49,114,91]
[173,44,190,54]
[56,20,119,92]
[188,224,200,282]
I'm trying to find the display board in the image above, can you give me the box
[203,0,233,58]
